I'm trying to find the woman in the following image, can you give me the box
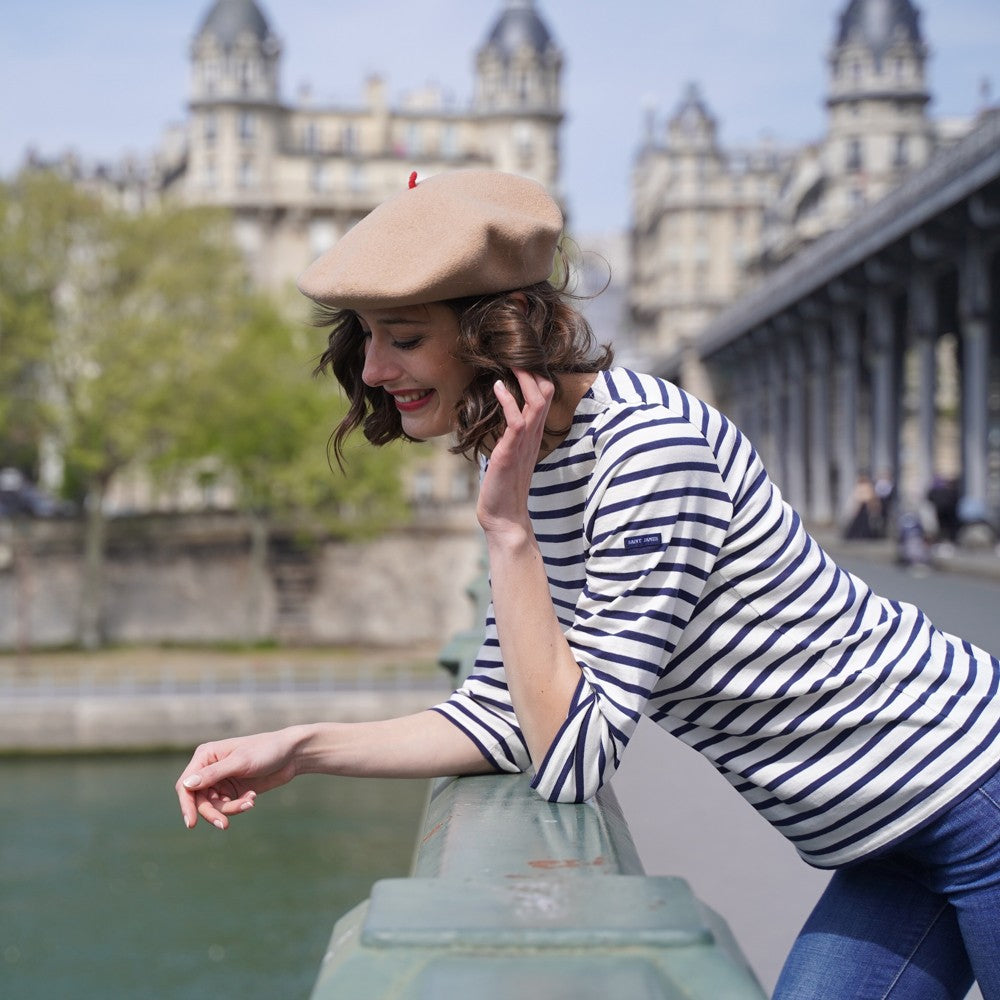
[176,170,1000,998]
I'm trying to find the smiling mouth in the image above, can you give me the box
[391,389,434,412]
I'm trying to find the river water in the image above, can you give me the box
[0,755,427,1000]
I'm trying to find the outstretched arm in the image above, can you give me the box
[175,710,492,830]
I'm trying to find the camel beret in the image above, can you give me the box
[296,170,563,309]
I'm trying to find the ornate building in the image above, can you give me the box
[43,0,564,513]
[629,0,974,391]
[163,0,564,295]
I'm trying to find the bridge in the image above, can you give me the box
[694,111,1000,531]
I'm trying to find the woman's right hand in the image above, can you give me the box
[175,727,304,830]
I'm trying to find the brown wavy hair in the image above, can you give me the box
[312,263,614,466]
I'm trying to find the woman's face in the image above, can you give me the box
[358,302,476,441]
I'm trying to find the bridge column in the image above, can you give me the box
[777,317,807,511]
[959,234,992,516]
[726,337,763,447]
[832,308,861,521]
[806,322,834,524]
[751,328,781,481]
[867,285,898,486]
[908,271,939,499]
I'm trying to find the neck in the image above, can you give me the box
[538,372,598,460]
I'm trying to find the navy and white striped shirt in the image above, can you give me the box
[432,368,1000,868]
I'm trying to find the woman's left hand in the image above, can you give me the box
[477,369,554,539]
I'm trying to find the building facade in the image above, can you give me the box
[163,0,564,295]
[78,0,565,513]
[629,0,974,390]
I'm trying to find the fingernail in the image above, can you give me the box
[240,800,254,812]
[183,775,202,789]
[214,819,225,830]
[184,816,194,829]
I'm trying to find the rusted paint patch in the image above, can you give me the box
[527,855,607,870]
[420,820,445,846]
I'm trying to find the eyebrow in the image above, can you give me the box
[381,316,427,327]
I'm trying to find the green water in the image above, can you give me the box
[0,755,427,1000]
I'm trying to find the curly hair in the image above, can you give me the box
[312,262,614,466]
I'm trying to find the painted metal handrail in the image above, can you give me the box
[308,772,766,999]
[307,552,765,998]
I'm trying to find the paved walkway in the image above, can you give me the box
[814,529,1000,582]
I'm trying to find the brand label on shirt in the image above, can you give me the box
[624,533,662,553]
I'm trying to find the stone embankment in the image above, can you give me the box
[0,510,482,650]
[0,646,455,753]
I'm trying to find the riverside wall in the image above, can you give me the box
[0,510,482,651]
[0,688,450,753]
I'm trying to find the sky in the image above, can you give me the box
[1,0,998,235]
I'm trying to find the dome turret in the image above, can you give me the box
[836,0,923,63]
[668,83,718,152]
[189,0,281,105]
[484,0,554,59]
[823,0,932,225]
[473,1,562,191]
[196,0,276,52]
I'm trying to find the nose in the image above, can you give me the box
[361,333,400,388]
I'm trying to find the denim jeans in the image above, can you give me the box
[774,767,1000,1000]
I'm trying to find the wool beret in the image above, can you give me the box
[296,169,563,309]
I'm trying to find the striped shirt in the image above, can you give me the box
[432,368,1000,868]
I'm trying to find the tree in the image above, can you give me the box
[161,295,410,638]
[0,171,104,474]
[0,169,409,648]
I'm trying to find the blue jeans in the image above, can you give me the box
[774,768,1000,1000]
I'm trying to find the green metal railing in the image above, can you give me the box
[308,553,766,998]
[308,772,765,999]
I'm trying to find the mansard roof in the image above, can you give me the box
[484,0,555,56]
[835,0,923,55]
[196,0,274,50]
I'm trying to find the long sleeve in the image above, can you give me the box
[434,387,732,801]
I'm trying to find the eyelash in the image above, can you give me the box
[359,330,422,351]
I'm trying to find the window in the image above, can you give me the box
[238,112,256,142]
[412,468,434,504]
[893,134,908,168]
[309,219,335,257]
[515,123,534,163]
[406,123,423,156]
[451,468,474,502]
[202,60,219,96]
[846,138,863,173]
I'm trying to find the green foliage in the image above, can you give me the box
[164,295,408,537]
[0,172,104,473]
[0,167,407,535]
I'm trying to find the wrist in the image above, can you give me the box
[483,521,535,556]
[287,722,337,775]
